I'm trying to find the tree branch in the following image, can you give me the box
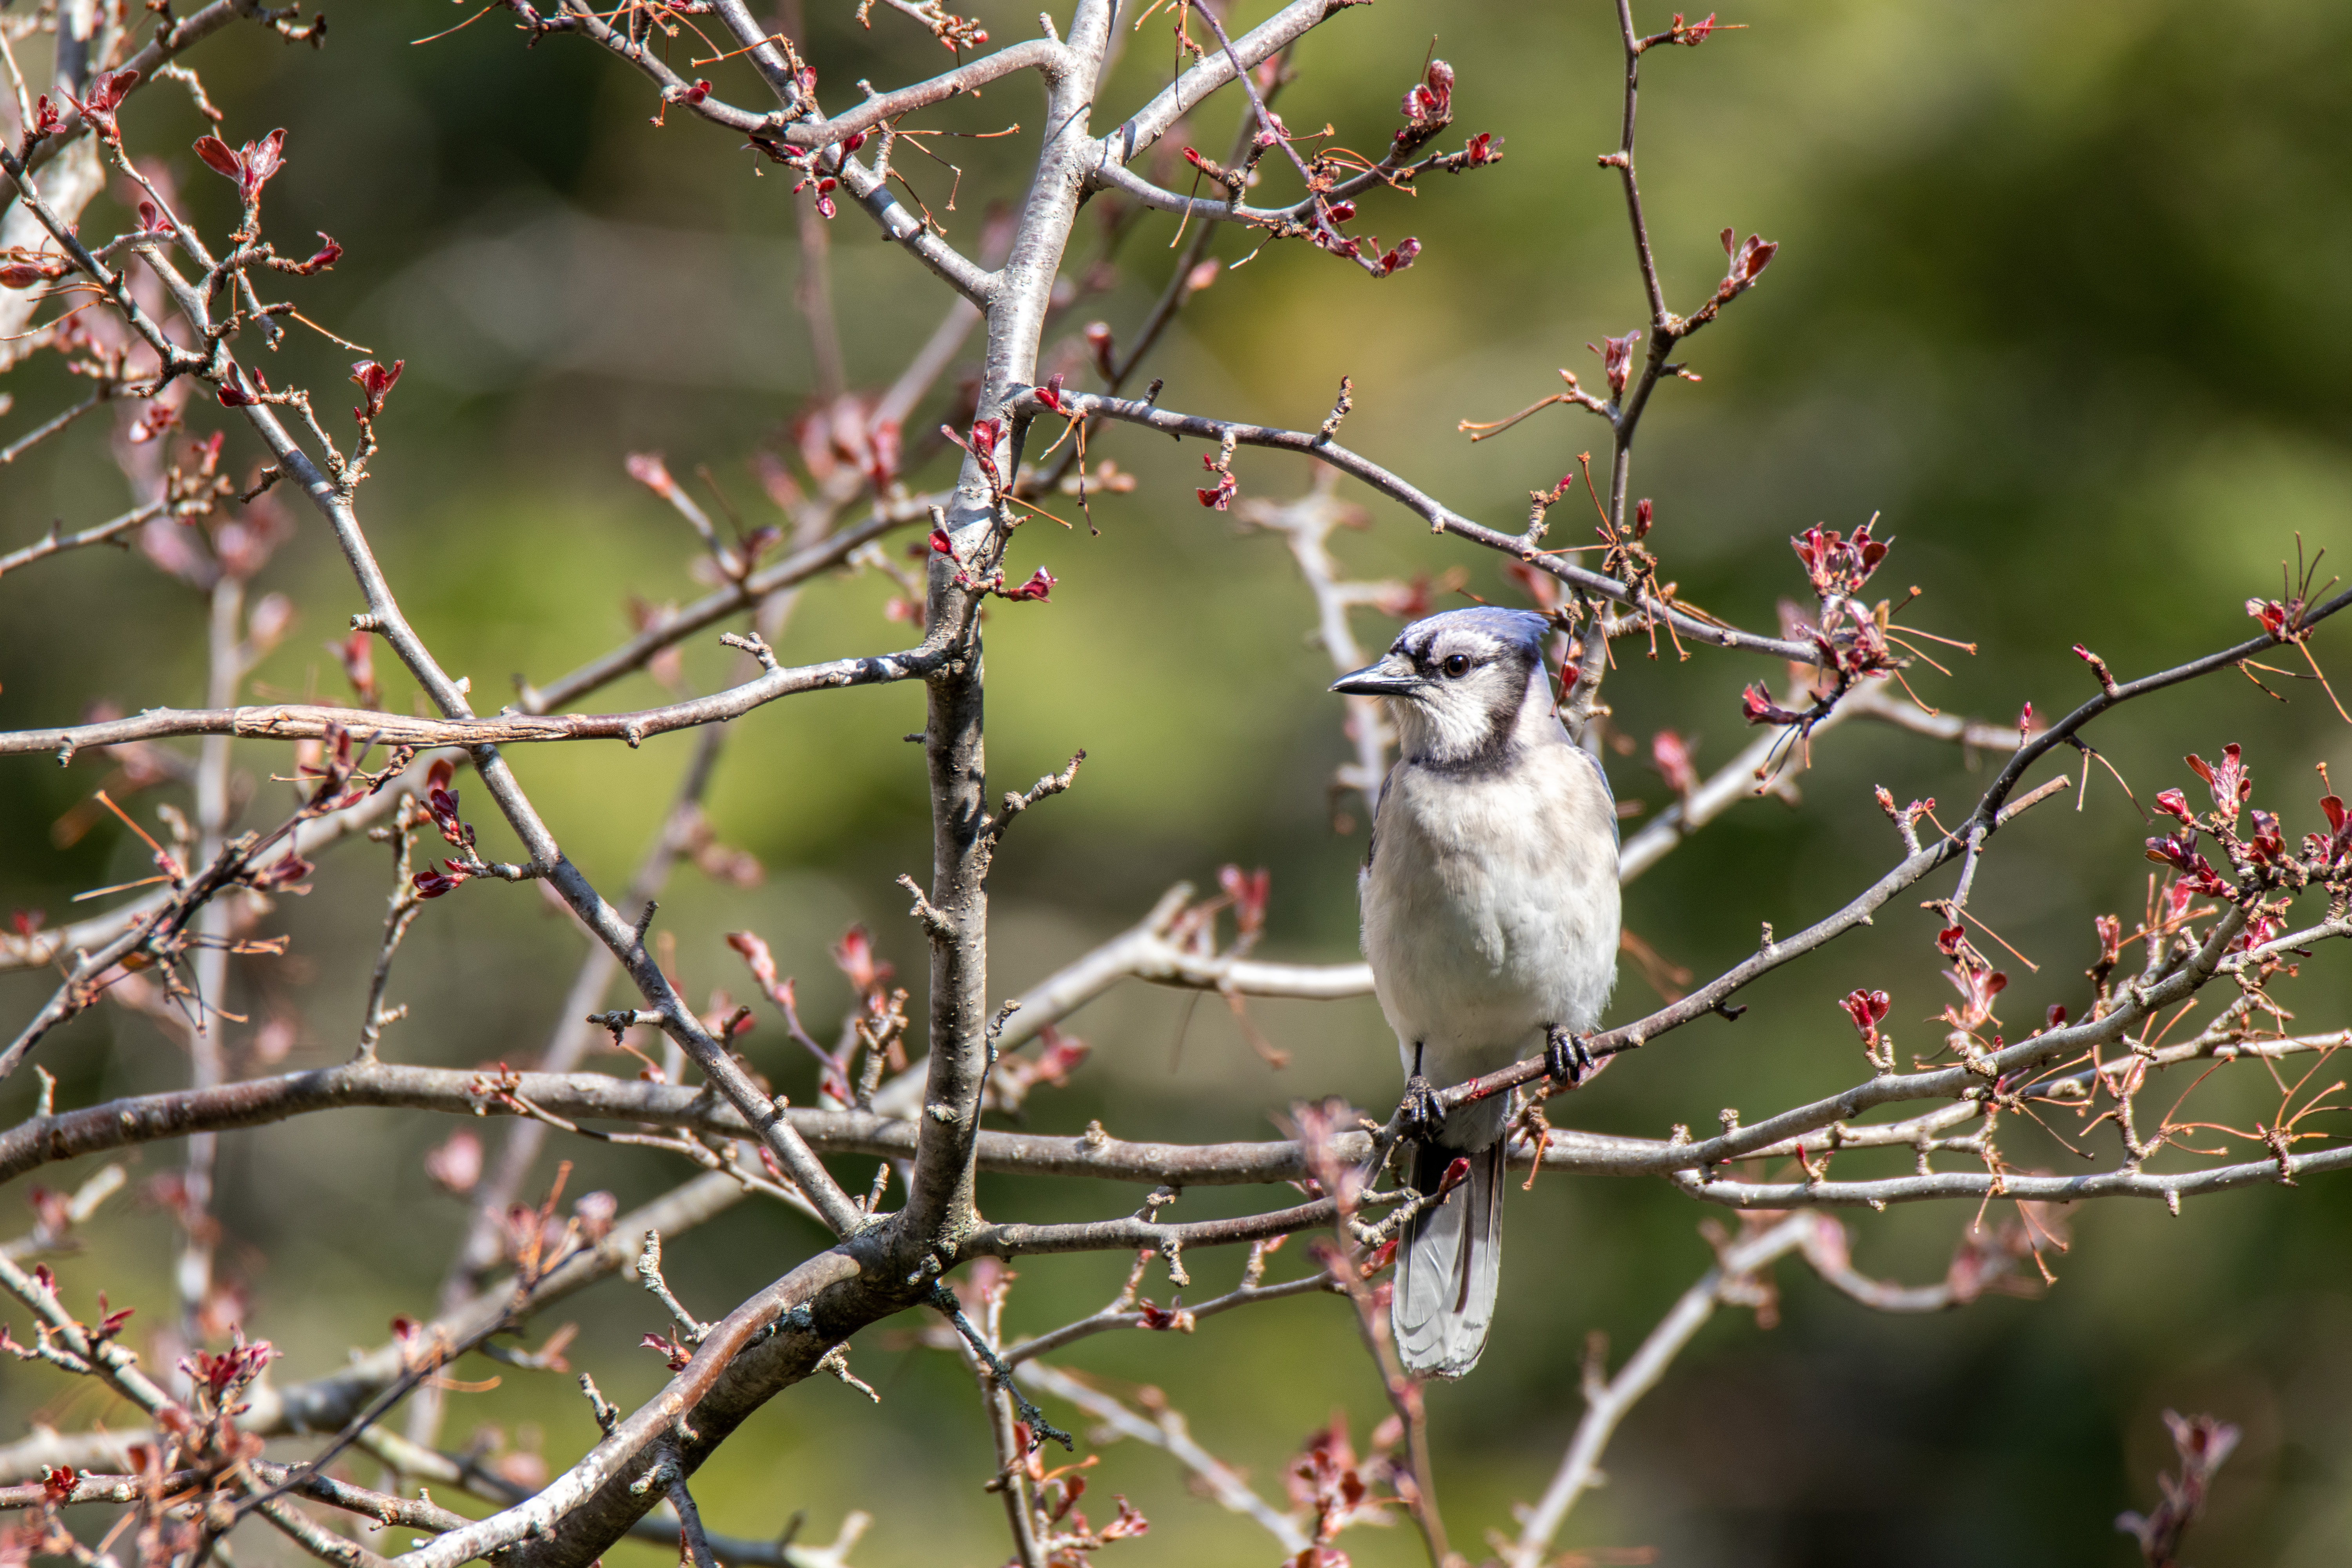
[1107,0,1344,165]
[1024,387,1817,662]
[0,642,947,756]
[520,506,925,714]
[0,752,440,974]
[0,498,164,579]
[1504,1214,1815,1567]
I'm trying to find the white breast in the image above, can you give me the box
[1360,743,1621,1085]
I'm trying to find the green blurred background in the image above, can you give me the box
[5,0,2352,1562]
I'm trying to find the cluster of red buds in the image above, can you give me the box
[350,358,403,424]
[1743,520,1914,731]
[2249,596,2298,640]
[986,1022,1090,1114]
[1195,450,1238,511]
[927,523,1055,603]
[652,77,712,126]
[1714,227,1779,304]
[942,414,1007,494]
[1180,143,1246,196]
[1739,683,1808,727]
[1024,1446,1148,1563]
[214,370,272,408]
[1590,330,1641,400]
[127,396,183,448]
[1807,602,1897,686]
[1791,518,1890,600]
[788,392,902,494]
[1288,1098,1368,1216]
[193,127,287,238]
[1936,922,2008,1044]
[328,627,379,707]
[1590,494,1659,586]
[1285,1412,1405,1564]
[1651,727,1699,795]
[1311,226,1421,277]
[1158,862,1276,965]
[180,1332,280,1416]
[2146,745,2268,901]
[2138,747,2352,976]
[1392,59,1454,157]
[1840,987,1893,1069]
[0,248,73,289]
[1278,58,1495,276]
[63,68,139,147]
[19,92,64,152]
[1219,864,1272,945]
[832,922,893,994]
[412,758,486,898]
[746,120,861,219]
[727,922,915,1106]
[183,119,339,310]
[298,723,374,814]
[273,231,343,277]
[1000,566,1056,601]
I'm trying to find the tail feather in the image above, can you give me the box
[1392,1139,1505,1379]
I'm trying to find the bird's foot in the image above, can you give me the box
[1399,1074,1445,1142]
[1545,1024,1595,1087]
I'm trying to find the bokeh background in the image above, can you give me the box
[5,0,2352,1563]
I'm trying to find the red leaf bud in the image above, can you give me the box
[294,232,342,274]
[1002,567,1056,603]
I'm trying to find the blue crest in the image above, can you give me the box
[1399,606,1551,653]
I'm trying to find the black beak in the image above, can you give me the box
[1331,654,1424,698]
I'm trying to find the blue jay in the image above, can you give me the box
[1331,607,1621,1378]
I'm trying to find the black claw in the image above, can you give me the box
[1545,1024,1595,1086]
[1400,1073,1445,1140]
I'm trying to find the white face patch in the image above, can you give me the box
[1387,627,1544,768]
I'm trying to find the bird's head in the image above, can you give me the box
[1330,607,1559,768]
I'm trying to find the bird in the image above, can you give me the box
[1330,606,1621,1379]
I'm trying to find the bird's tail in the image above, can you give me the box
[1391,1138,1505,1380]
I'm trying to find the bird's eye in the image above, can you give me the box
[1440,653,1473,679]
